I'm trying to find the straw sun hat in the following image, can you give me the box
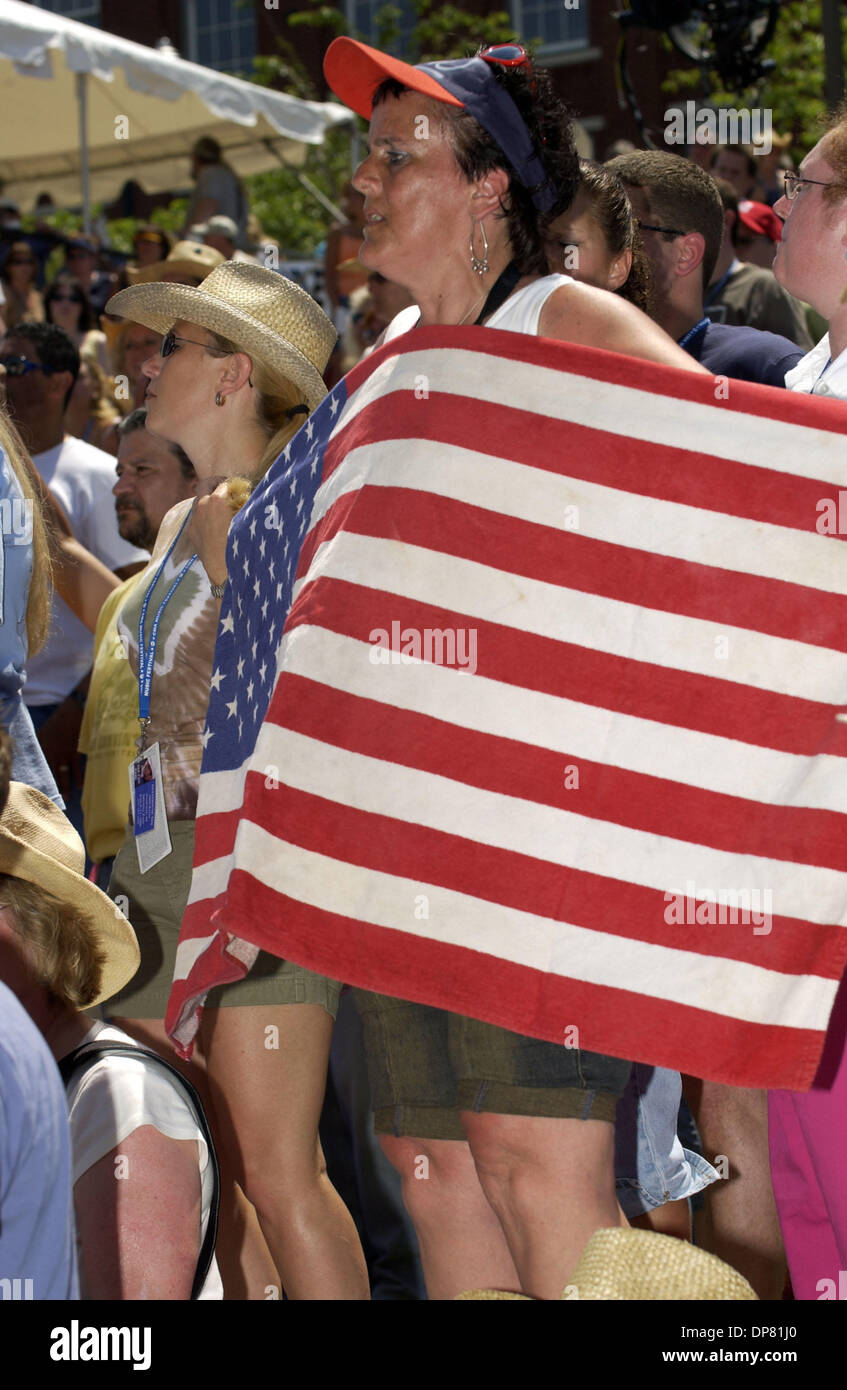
[0,783,139,1008]
[107,260,336,412]
[455,1228,759,1300]
[126,239,224,286]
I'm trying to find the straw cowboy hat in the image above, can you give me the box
[126,239,224,286]
[107,260,337,412]
[455,1228,759,1300]
[0,783,139,1007]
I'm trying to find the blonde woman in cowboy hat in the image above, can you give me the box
[0,780,224,1298]
[101,262,368,1299]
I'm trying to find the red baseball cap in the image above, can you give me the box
[737,200,782,243]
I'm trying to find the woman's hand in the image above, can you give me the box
[188,476,252,590]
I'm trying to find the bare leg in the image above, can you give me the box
[686,1078,786,1299]
[112,1015,279,1299]
[380,1135,520,1299]
[199,1003,369,1300]
[463,1111,619,1300]
[631,1198,691,1240]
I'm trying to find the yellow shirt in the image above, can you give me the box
[79,572,147,863]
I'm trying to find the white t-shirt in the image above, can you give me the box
[64,1020,222,1300]
[26,437,147,705]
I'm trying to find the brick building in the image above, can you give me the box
[27,0,681,156]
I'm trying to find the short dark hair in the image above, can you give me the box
[606,149,724,290]
[116,406,195,480]
[372,54,579,276]
[7,320,79,409]
[711,143,757,179]
[711,175,740,245]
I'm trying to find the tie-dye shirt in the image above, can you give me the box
[117,500,219,821]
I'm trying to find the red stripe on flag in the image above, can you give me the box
[265,674,847,873]
[219,872,826,1090]
[285,577,847,757]
[235,771,845,975]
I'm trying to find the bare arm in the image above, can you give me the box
[31,471,121,632]
[73,1127,202,1300]
[539,281,709,375]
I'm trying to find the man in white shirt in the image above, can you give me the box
[1,322,147,839]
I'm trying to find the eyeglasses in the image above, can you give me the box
[479,43,530,70]
[49,293,80,304]
[782,171,847,201]
[0,355,54,377]
[6,258,35,267]
[637,219,686,239]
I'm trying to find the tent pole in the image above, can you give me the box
[76,72,92,234]
[261,138,343,222]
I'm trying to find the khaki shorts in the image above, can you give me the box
[108,821,342,1020]
[355,990,633,1140]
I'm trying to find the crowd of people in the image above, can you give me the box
[0,37,845,1305]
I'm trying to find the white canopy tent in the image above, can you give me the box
[0,0,353,226]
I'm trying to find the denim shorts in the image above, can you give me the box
[614,1063,719,1216]
[354,991,633,1139]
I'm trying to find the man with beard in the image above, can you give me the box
[79,409,196,887]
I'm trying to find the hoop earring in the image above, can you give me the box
[215,391,225,407]
[469,218,489,276]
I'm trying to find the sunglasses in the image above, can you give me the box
[6,258,35,267]
[0,355,54,377]
[159,330,254,385]
[49,293,81,304]
[479,43,530,69]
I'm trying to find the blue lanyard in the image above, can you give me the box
[811,356,832,393]
[704,268,734,307]
[678,316,710,351]
[137,510,198,725]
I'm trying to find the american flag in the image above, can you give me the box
[167,327,847,1091]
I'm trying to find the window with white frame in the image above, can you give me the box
[513,0,589,53]
[186,0,257,75]
[345,0,417,56]
[32,0,101,24]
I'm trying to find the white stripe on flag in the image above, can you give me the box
[335,345,847,486]
[252,726,847,926]
[229,822,837,1030]
[297,531,847,702]
[280,624,847,812]
[310,439,847,597]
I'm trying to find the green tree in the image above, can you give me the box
[663,2,847,154]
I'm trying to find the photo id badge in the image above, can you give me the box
[129,742,172,873]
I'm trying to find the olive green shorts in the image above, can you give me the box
[108,821,342,1020]
[354,990,633,1140]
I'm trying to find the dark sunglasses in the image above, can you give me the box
[49,292,82,304]
[0,355,54,377]
[6,257,36,267]
[160,330,253,386]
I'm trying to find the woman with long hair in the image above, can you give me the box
[544,160,651,312]
[1,243,44,331]
[63,355,121,456]
[44,275,110,373]
[101,262,369,1298]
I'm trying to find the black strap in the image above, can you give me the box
[59,1039,220,1301]
[474,259,522,324]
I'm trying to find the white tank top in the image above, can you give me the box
[383,273,573,343]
